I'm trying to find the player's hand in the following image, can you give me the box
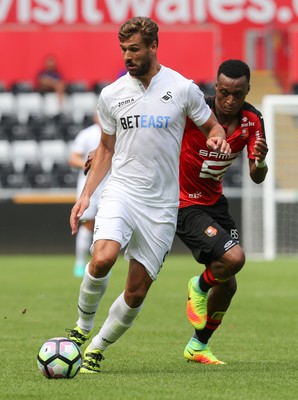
[70,196,90,235]
[253,138,268,162]
[206,137,231,154]
[84,150,96,175]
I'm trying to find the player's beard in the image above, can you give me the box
[126,57,151,78]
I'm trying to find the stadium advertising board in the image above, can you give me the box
[0,0,298,87]
[2,0,298,25]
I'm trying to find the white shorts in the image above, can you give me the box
[91,190,177,280]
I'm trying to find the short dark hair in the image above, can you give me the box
[118,16,159,47]
[217,59,250,83]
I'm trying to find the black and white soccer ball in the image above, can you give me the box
[37,337,82,379]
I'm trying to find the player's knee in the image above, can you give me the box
[224,245,246,274]
[89,252,117,277]
[93,252,116,268]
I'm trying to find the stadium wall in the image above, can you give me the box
[0,199,241,254]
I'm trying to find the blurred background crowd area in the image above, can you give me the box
[1,0,298,192]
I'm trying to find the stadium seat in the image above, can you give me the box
[0,114,19,141]
[0,81,6,92]
[32,116,62,141]
[292,83,298,94]
[39,139,68,172]
[66,81,88,94]
[0,170,27,189]
[23,161,55,188]
[15,92,44,123]
[52,162,78,188]
[92,81,110,95]
[0,92,16,118]
[0,160,14,178]
[26,115,45,141]
[222,155,243,188]
[82,114,94,129]
[10,121,35,141]
[0,140,11,164]
[58,114,82,141]
[69,92,97,123]
[11,140,39,172]
[11,81,34,94]
[197,81,216,97]
[0,142,28,188]
[43,93,69,116]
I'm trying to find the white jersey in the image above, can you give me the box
[97,65,211,207]
[71,124,110,218]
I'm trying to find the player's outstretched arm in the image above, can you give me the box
[200,112,231,154]
[249,138,268,184]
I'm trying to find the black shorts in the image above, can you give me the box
[176,195,239,265]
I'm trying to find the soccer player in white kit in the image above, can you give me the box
[68,16,230,373]
[68,113,110,278]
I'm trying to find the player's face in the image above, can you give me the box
[215,74,250,116]
[120,32,157,77]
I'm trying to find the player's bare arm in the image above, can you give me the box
[249,137,269,184]
[84,149,96,175]
[70,132,115,235]
[199,112,231,154]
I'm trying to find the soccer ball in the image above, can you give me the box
[37,337,82,379]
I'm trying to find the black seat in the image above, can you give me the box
[37,115,64,141]
[197,81,216,97]
[24,162,55,188]
[1,114,19,141]
[66,81,88,94]
[11,81,34,94]
[92,81,110,95]
[52,162,78,188]
[292,83,298,94]
[10,122,34,141]
[58,115,82,142]
[82,114,94,129]
[222,156,243,188]
[0,81,6,92]
[0,168,28,188]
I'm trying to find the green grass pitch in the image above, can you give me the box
[1,254,297,400]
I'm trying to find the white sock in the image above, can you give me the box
[90,291,143,351]
[76,263,110,332]
[75,225,93,266]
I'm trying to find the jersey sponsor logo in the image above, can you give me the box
[241,129,248,139]
[198,149,240,160]
[118,98,135,108]
[160,91,173,103]
[120,115,171,129]
[188,192,202,199]
[241,117,255,139]
[205,226,217,237]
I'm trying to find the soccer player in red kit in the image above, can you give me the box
[177,59,269,364]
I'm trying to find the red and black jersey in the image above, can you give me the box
[179,97,266,208]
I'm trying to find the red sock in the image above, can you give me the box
[195,314,224,344]
[199,268,218,292]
